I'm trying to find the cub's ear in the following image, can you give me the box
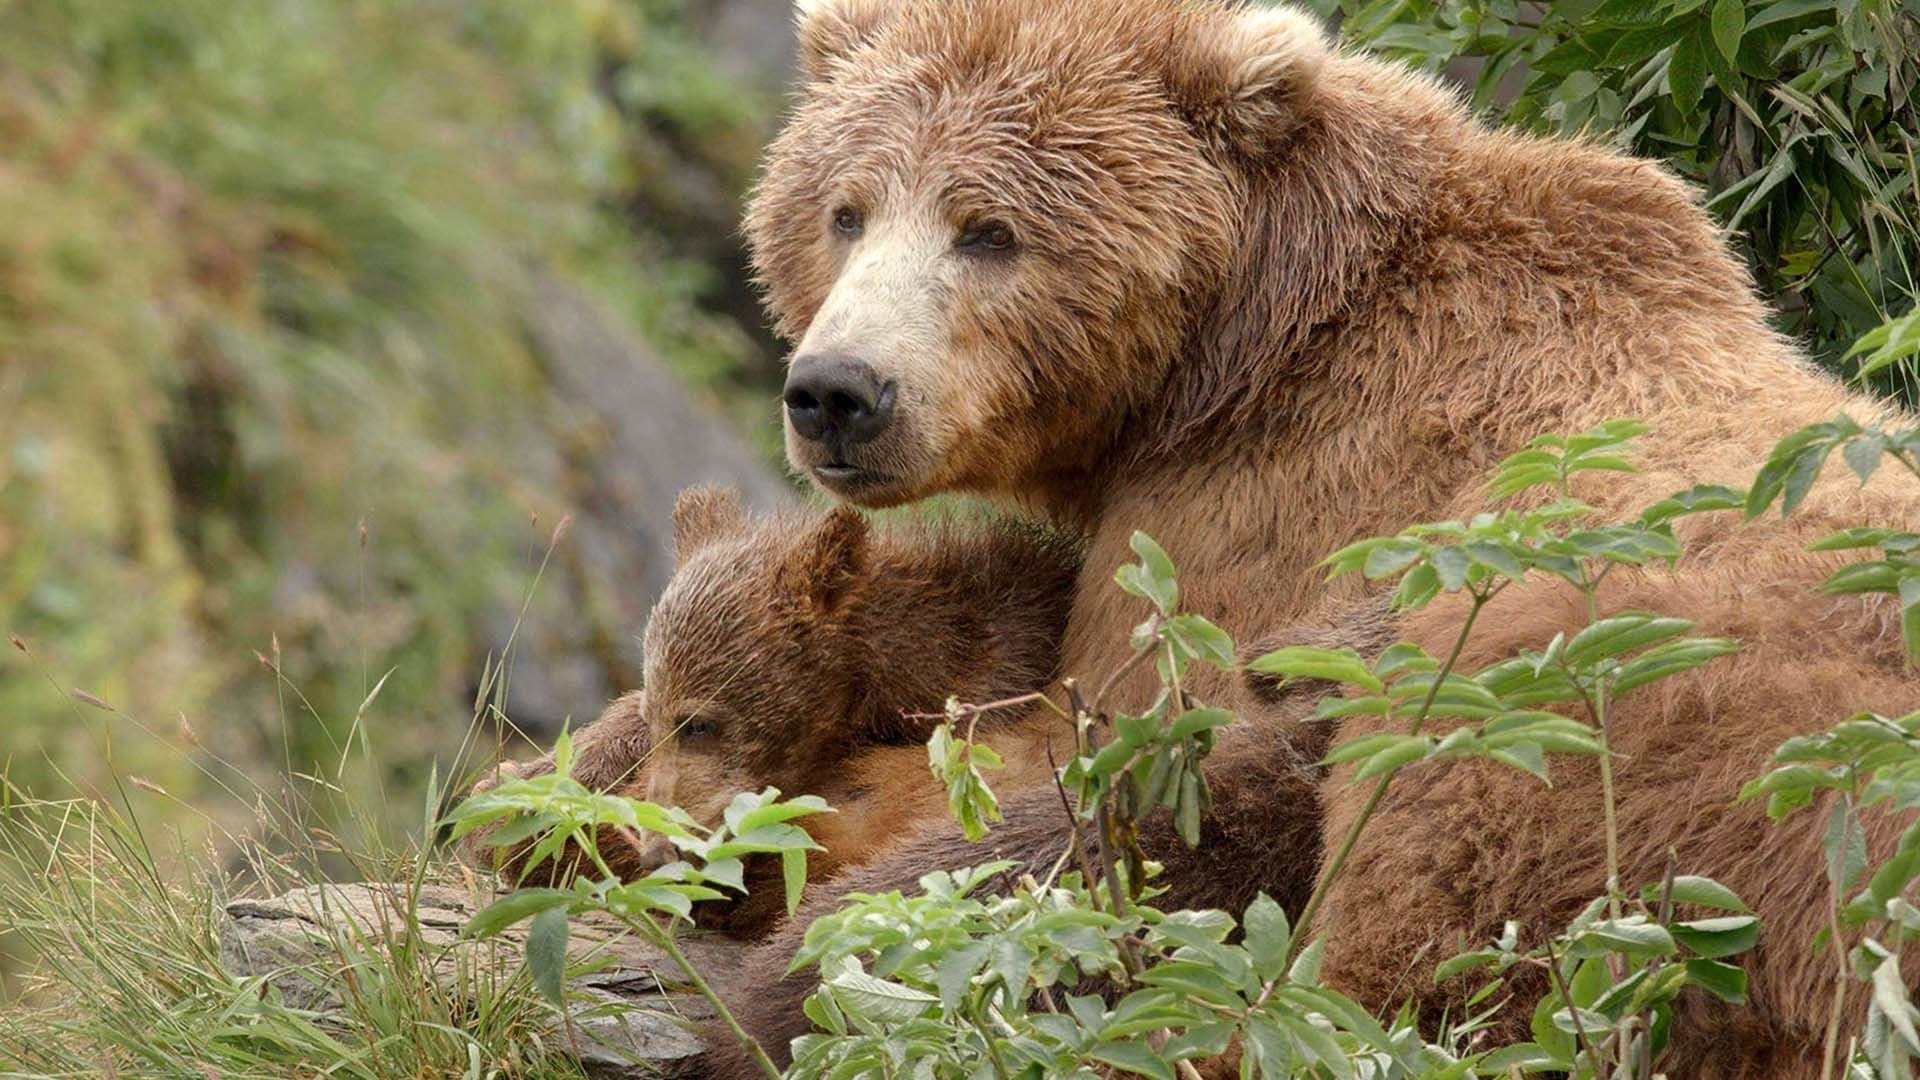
[1165,3,1330,157]
[672,486,746,563]
[794,0,894,82]
[779,505,870,613]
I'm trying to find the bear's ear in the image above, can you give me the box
[779,505,870,614]
[672,486,746,563]
[1165,3,1330,158]
[794,0,894,82]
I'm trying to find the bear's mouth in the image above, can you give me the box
[812,462,886,489]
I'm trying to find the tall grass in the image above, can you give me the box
[0,523,581,1076]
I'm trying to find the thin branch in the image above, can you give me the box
[1544,939,1600,1074]
[1288,589,1492,961]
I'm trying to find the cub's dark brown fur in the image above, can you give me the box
[470,487,1082,934]
[700,598,1396,1077]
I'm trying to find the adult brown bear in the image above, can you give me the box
[712,0,1920,1073]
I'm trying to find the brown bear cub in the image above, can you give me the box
[472,486,1082,934]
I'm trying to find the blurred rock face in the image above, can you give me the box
[484,275,791,738]
[0,2,800,816]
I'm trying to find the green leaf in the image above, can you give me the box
[1612,637,1740,694]
[1431,544,1471,590]
[1489,740,1550,783]
[527,904,569,1006]
[1710,0,1745,63]
[1668,30,1708,114]
[1872,955,1920,1055]
[1551,1005,1615,1038]
[1169,706,1235,741]
[1243,893,1291,982]
[1684,958,1749,1003]
[1116,532,1179,614]
[1480,1043,1568,1071]
[1822,561,1902,595]
[1827,800,1868,894]
[1088,1040,1174,1080]
[1132,531,1176,585]
[1843,434,1885,485]
[825,959,938,1024]
[1847,308,1920,382]
[463,889,576,940]
[737,794,833,835]
[1243,1015,1294,1076]
[1640,874,1750,912]
[1435,949,1504,983]
[1809,527,1902,552]
[1321,733,1412,767]
[1246,646,1384,692]
[801,990,847,1037]
[1353,736,1435,781]
[1569,916,1677,957]
[1563,613,1692,666]
[1392,561,1443,610]
[1138,961,1247,1008]
[1640,483,1745,525]
[1458,539,1525,583]
[1289,936,1325,986]
[1362,539,1426,579]
[1673,915,1760,958]
[1275,1011,1354,1080]
[1568,955,1611,1008]
[1274,986,1395,1050]
[1165,613,1236,669]
[782,848,808,916]
[1901,576,1920,667]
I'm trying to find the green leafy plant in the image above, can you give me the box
[1744,709,1920,1079]
[1254,420,1757,1076]
[1733,406,1920,1078]
[1303,0,1919,398]
[1745,411,1920,664]
[768,420,1769,1079]
[447,729,830,1079]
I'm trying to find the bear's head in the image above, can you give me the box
[748,0,1334,508]
[614,487,889,872]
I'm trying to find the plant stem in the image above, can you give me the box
[1093,640,1157,715]
[1287,592,1490,961]
[1819,795,1857,1080]
[1544,938,1600,1073]
[1593,684,1623,923]
[967,987,1015,1080]
[637,911,784,1080]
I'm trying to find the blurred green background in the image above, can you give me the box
[0,0,804,844]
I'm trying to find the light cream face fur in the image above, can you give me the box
[781,204,981,504]
[748,0,1331,508]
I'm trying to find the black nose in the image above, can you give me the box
[782,355,896,446]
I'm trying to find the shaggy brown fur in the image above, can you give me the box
[701,601,1394,1078]
[475,487,1082,934]
[721,0,1920,1074]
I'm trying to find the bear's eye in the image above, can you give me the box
[831,206,864,238]
[677,716,720,741]
[956,221,1016,255]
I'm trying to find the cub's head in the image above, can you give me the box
[622,487,880,857]
[748,0,1330,506]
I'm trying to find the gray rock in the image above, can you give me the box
[219,882,751,1078]
[477,272,795,739]
[694,0,799,95]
